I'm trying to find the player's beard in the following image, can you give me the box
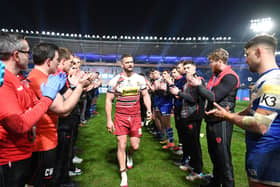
[124,66,133,73]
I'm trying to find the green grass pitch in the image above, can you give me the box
[74,94,249,187]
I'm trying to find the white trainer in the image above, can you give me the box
[120,170,128,187]
[174,149,183,156]
[69,167,82,176]
[72,156,83,164]
[126,153,133,169]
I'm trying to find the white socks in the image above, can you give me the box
[120,168,128,187]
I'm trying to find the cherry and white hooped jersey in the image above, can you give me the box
[108,73,146,115]
[246,68,280,153]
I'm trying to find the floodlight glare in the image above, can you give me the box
[250,17,274,33]
[275,51,280,55]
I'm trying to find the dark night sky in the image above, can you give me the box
[1,0,280,40]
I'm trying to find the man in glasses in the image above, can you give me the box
[0,33,66,187]
[106,54,151,187]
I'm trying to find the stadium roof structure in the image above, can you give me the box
[26,35,280,67]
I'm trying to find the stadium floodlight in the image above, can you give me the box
[198,37,201,40]
[35,31,39,34]
[42,31,46,35]
[250,17,274,33]
[275,51,280,55]
[193,37,196,40]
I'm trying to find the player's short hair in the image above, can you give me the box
[32,43,59,65]
[208,48,229,64]
[162,69,170,73]
[183,60,196,66]
[0,32,26,60]
[245,34,277,52]
[176,60,186,66]
[171,66,177,71]
[58,47,72,61]
[120,54,133,61]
